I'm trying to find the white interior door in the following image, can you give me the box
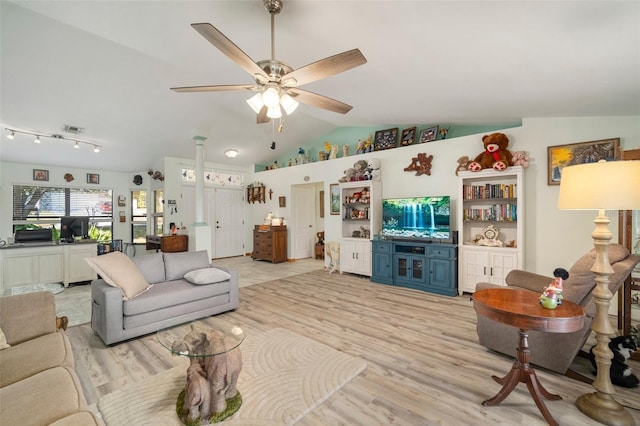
[292,185,315,259]
[213,188,244,258]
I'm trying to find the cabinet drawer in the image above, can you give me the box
[427,247,452,258]
[372,242,391,253]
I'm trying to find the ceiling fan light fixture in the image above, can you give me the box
[262,87,280,108]
[246,93,264,114]
[224,148,238,158]
[267,106,282,119]
[280,93,299,115]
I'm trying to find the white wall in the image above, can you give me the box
[0,162,150,243]
[2,115,639,277]
[244,116,640,276]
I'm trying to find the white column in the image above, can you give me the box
[190,136,211,258]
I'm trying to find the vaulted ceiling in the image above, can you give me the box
[1,1,639,172]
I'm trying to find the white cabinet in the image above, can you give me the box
[1,243,98,292]
[460,247,519,291]
[339,180,382,276]
[64,245,97,285]
[457,166,524,294]
[340,239,372,276]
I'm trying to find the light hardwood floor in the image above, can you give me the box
[66,257,640,425]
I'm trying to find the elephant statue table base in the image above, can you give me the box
[157,323,245,425]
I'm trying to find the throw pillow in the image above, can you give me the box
[0,327,11,350]
[184,267,231,285]
[85,252,151,300]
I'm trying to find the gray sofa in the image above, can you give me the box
[91,250,239,345]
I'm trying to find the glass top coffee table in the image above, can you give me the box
[157,322,244,424]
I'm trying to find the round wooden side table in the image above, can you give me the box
[473,288,585,426]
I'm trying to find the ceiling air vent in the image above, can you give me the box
[62,124,84,134]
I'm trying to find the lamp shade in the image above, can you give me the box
[558,160,640,210]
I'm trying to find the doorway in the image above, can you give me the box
[291,182,324,260]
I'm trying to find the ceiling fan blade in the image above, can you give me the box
[171,84,256,93]
[191,23,268,80]
[288,88,353,114]
[257,106,270,124]
[283,49,367,87]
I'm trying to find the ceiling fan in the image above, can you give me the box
[171,0,367,124]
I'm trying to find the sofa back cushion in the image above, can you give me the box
[132,252,166,284]
[563,244,630,306]
[163,250,210,281]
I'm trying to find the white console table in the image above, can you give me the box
[0,242,98,292]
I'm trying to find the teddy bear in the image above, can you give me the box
[353,160,369,180]
[339,168,356,182]
[511,150,529,168]
[455,156,469,176]
[367,158,381,181]
[467,132,513,172]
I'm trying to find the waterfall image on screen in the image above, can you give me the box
[381,196,451,241]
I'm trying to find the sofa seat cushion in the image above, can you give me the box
[0,331,74,388]
[49,411,103,426]
[0,366,88,426]
[123,279,231,316]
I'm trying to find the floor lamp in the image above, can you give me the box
[558,159,640,426]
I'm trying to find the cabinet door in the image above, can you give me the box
[429,258,452,290]
[340,240,371,275]
[339,240,356,274]
[38,253,64,283]
[3,256,37,287]
[66,246,97,284]
[460,249,488,294]
[393,254,427,287]
[372,252,392,282]
[488,252,518,285]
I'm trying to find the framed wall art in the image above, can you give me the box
[373,128,398,151]
[319,190,325,218]
[419,126,439,143]
[87,173,100,184]
[400,127,417,146]
[547,137,620,185]
[279,196,286,208]
[33,169,49,181]
[330,183,340,215]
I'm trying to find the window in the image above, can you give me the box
[12,184,112,239]
[181,168,242,186]
[131,190,147,244]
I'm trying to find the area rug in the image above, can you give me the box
[97,328,367,425]
[4,283,64,296]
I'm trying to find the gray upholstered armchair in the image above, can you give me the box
[474,244,640,374]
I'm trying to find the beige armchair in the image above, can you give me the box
[474,244,640,374]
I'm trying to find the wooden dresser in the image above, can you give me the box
[145,235,188,253]
[252,225,287,263]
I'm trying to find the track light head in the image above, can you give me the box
[271,141,276,150]
[34,135,41,144]
[7,130,15,140]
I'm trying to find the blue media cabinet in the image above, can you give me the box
[371,240,458,296]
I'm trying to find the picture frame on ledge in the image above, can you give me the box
[373,128,399,151]
[400,127,417,146]
[547,137,620,185]
[419,126,439,143]
[87,173,100,184]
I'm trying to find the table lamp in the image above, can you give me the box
[558,159,640,426]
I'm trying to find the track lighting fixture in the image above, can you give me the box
[4,127,102,153]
